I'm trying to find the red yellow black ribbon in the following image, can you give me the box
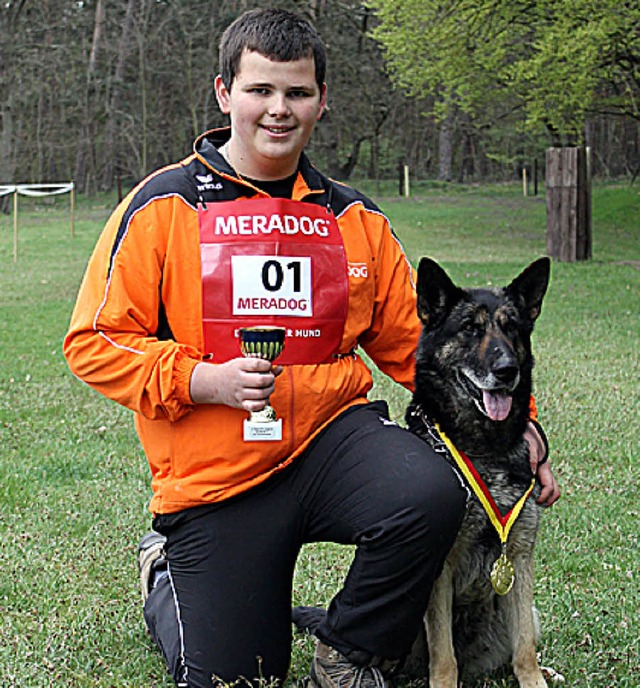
[436,423,536,546]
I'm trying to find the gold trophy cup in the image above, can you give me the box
[239,326,286,441]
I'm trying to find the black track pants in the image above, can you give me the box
[143,401,468,688]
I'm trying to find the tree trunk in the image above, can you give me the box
[437,112,454,182]
[0,2,25,197]
[102,0,139,190]
[134,0,152,179]
[75,0,106,193]
[0,100,14,213]
[325,137,365,181]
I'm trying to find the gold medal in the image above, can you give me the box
[491,550,515,595]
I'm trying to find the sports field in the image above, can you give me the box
[1,183,638,686]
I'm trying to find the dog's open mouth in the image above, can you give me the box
[458,370,513,422]
[480,389,512,421]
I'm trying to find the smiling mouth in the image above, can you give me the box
[457,370,513,422]
[261,125,295,134]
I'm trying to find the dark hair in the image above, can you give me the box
[219,8,326,91]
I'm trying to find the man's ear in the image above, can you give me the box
[317,83,327,121]
[214,74,231,115]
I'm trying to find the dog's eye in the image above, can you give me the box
[462,320,482,337]
[499,318,518,336]
[496,309,520,334]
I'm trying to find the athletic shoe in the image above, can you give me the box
[307,641,387,688]
[137,531,167,603]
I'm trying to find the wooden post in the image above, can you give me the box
[545,147,592,261]
[70,182,75,239]
[13,189,18,263]
[522,167,528,197]
[582,147,592,259]
[403,165,410,197]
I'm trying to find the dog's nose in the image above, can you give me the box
[492,357,519,386]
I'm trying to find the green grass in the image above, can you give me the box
[1,185,638,686]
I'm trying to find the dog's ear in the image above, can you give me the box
[417,257,465,327]
[506,257,550,323]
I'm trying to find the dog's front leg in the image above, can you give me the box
[509,554,548,688]
[425,562,458,688]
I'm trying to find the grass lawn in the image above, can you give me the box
[0,183,638,687]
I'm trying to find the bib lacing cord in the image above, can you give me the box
[326,183,334,214]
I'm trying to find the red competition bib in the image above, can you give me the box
[198,197,349,365]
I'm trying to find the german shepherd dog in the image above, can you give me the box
[403,256,551,687]
[293,257,551,687]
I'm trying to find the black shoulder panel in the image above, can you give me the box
[109,162,199,274]
[298,158,383,219]
[327,179,383,218]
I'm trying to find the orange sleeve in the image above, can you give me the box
[63,195,201,422]
[357,211,420,392]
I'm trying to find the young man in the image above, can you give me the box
[64,8,558,688]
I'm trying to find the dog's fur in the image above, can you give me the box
[403,257,550,687]
[293,257,551,688]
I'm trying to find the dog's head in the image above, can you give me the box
[413,258,550,427]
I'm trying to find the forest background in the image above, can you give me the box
[2,0,640,196]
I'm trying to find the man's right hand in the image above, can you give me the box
[189,358,282,412]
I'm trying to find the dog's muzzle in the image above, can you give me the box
[458,368,519,422]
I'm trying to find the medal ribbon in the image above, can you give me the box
[435,423,536,545]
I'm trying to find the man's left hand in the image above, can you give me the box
[525,421,561,507]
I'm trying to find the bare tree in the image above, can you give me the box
[101,0,139,189]
[74,0,106,193]
[0,0,28,198]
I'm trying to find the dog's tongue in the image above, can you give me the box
[483,391,512,421]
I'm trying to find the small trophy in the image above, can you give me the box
[239,326,286,441]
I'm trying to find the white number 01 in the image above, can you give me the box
[231,255,313,317]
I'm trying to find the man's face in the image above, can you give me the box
[215,49,326,180]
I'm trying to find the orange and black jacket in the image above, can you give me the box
[64,128,421,514]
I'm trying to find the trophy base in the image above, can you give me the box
[244,418,282,442]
